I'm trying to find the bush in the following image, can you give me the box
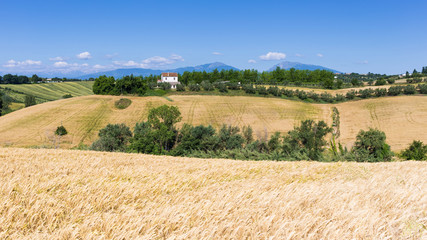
[256,86,268,96]
[386,78,395,84]
[114,98,132,109]
[216,83,228,92]
[388,86,403,96]
[55,125,68,136]
[418,84,427,94]
[158,82,171,90]
[267,86,280,96]
[352,129,393,162]
[346,90,356,100]
[24,95,36,107]
[403,85,416,95]
[188,83,201,91]
[176,83,186,91]
[62,94,73,99]
[91,123,132,152]
[227,82,240,90]
[201,81,214,91]
[400,140,427,160]
[242,84,256,94]
[375,79,387,86]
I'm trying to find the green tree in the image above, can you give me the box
[93,75,115,94]
[24,95,36,107]
[352,129,392,162]
[91,123,132,152]
[54,125,68,148]
[401,140,427,160]
[282,120,332,160]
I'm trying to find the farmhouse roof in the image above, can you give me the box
[161,72,178,77]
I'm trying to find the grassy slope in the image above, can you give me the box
[0,148,425,239]
[0,81,94,103]
[0,95,427,150]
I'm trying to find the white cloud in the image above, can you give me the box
[295,53,303,57]
[259,52,286,61]
[317,53,324,58]
[248,59,257,63]
[113,54,185,69]
[49,56,65,61]
[212,52,223,55]
[53,61,69,67]
[105,53,118,59]
[3,59,42,68]
[76,51,92,60]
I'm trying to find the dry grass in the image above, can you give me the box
[0,147,425,239]
[0,95,427,150]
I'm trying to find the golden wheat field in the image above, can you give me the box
[0,147,425,239]
[1,95,427,150]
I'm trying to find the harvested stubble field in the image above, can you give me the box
[0,148,425,239]
[0,95,427,150]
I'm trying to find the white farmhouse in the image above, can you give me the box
[158,72,180,89]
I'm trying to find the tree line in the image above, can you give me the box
[88,105,427,161]
[0,74,83,84]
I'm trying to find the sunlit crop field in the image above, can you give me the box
[0,148,425,239]
[0,81,94,103]
[1,95,427,150]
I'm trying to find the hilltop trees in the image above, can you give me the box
[93,75,147,95]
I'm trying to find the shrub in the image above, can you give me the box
[374,88,387,97]
[158,82,171,90]
[418,84,427,94]
[62,94,73,99]
[24,95,36,107]
[256,86,268,96]
[346,90,356,100]
[375,78,387,86]
[114,98,132,109]
[268,86,280,96]
[91,123,132,152]
[201,81,214,91]
[352,129,393,162]
[227,82,240,90]
[403,85,416,95]
[388,86,403,96]
[242,84,256,94]
[55,125,68,136]
[176,83,186,91]
[320,92,334,103]
[188,83,201,91]
[216,83,228,92]
[400,140,427,160]
[359,89,374,98]
[386,78,395,84]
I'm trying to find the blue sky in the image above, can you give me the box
[1,0,426,75]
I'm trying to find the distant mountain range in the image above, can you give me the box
[269,61,341,73]
[77,62,240,79]
[1,61,341,79]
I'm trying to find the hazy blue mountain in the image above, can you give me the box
[77,62,239,79]
[269,61,341,73]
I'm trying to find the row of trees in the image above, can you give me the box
[0,74,82,84]
[176,82,427,103]
[89,105,410,162]
[92,75,148,96]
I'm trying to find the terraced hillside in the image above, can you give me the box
[0,148,425,239]
[0,81,94,103]
[0,95,426,150]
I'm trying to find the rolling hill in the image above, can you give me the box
[0,95,426,150]
[269,61,341,73]
[0,81,94,103]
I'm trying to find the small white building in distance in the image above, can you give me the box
[158,72,180,89]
